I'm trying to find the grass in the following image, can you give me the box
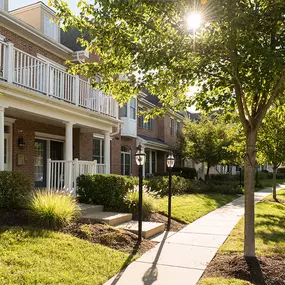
[0,227,135,285]
[156,193,238,224]
[198,277,252,285]
[219,189,285,256]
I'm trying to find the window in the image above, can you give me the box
[120,103,127,118]
[44,15,59,41]
[170,118,174,136]
[138,114,154,131]
[130,98,136,119]
[0,0,4,10]
[145,150,157,175]
[121,146,131,175]
[176,121,181,136]
[93,139,104,164]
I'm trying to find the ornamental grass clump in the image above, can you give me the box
[124,186,157,219]
[27,190,80,229]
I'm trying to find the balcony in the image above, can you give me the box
[0,40,118,119]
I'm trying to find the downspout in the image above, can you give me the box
[110,123,121,137]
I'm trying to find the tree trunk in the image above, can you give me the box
[244,130,257,257]
[272,166,277,200]
[206,164,210,181]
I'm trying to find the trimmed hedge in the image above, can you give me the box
[0,171,32,209]
[77,174,138,210]
[145,175,191,196]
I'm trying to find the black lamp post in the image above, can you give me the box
[166,152,175,230]
[135,144,146,242]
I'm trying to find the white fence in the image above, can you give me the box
[0,41,118,119]
[47,159,106,195]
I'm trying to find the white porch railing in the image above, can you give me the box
[47,159,106,195]
[0,40,118,119]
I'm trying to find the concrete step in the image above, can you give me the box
[79,203,104,215]
[116,221,165,239]
[80,211,133,226]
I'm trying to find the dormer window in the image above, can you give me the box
[0,0,4,10]
[44,15,59,41]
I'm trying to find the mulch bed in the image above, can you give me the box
[0,209,156,256]
[202,254,285,285]
[62,222,156,255]
[148,213,186,232]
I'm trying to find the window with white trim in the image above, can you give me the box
[120,103,127,118]
[93,138,104,164]
[176,121,181,136]
[130,98,136,119]
[121,146,131,175]
[145,150,157,175]
[0,0,4,10]
[44,15,59,41]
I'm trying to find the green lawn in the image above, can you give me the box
[198,277,252,285]
[156,193,238,224]
[0,227,135,285]
[219,190,285,256]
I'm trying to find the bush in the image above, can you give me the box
[186,180,243,194]
[145,175,190,196]
[26,190,80,229]
[0,171,32,209]
[258,171,273,180]
[124,190,157,219]
[172,167,197,179]
[210,174,240,181]
[77,174,138,210]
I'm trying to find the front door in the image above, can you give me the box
[50,141,64,160]
[34,139,47,188]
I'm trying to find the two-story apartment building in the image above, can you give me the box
[0,0,185,191]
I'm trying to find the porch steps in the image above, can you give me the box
[80,211,133,226]
[79,203,165,238]
[116,221,165,239]
[79,204,104,215]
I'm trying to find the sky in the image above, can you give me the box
[9,0,80,12]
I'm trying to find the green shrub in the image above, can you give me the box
[124,190,157,218]
[26,190,80,228]
[145,175,190,196]
[172,167,197,179]
[77,174,138,210]
[258,171,273,180]
[210,174,240,181]
[0,171,32,209]
[186,180,243,194]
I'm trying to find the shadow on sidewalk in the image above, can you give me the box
[141,231,170,285]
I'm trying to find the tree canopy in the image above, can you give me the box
[51,0,285,257]
[179,114,236,179]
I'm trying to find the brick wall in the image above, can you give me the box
[12,118,65,185]
[79,133,93,161]
[0,26,65,65]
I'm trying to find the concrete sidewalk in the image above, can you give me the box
[104,186,283,285]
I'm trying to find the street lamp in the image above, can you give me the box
[135,144,146,242]
[166,152,175,230]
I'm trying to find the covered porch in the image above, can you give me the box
[0,104,115,193]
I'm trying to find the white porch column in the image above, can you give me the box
[104,131,110,174]
[65,122,73,190]
[0,107,4,171]
[65,122,73,161]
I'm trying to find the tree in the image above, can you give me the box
[180,115,235,180]
[257,105,285,200]
[50,0,285,257]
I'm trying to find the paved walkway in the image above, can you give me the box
[104,186,284,285]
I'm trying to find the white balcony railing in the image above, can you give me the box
[0,41,118,119]
[47,159,106,195]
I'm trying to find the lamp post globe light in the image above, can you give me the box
[166,152,175,230]
[135,144,146,242]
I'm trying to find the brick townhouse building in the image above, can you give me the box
[0,0,185,190]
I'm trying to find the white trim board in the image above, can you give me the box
[35,132,65,141]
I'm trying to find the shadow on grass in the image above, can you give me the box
[0,226,54,239]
